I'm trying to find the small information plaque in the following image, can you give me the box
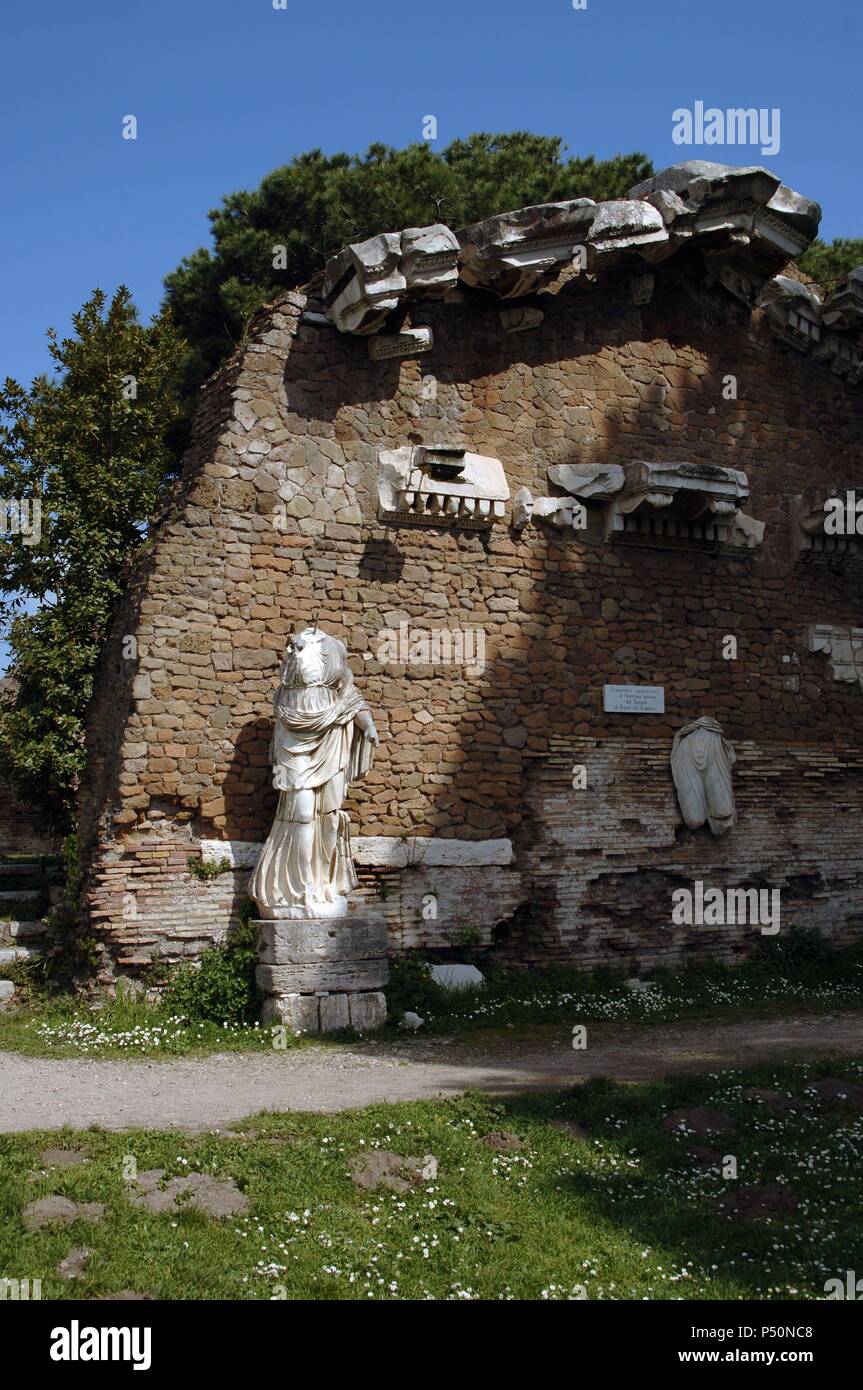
[603,684,665,714]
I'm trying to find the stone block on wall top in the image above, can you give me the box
[630,161,821,304]
[322,225,459,335]
[457,199,597,299]
[322,231,404,336]
[584,200,669,270]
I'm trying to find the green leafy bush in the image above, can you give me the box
[384,956,446,1019]
[162,921,260,1024]
[744,925,842,979]
[187,855,231,881]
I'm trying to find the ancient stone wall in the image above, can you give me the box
[510,737,863,970]
[0,771,56,857]
[0,679,59,858]
[78,167,863,978]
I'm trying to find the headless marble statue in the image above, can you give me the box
[670,715,737,836]
[249,627,379,919]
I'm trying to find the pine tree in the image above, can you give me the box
[164,134,654,400]
[798,237,863,292]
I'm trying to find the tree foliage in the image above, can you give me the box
[798,237,863,289]
[0,288,187,829]
[164,134,654,397]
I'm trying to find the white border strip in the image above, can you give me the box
[200,836,513,870]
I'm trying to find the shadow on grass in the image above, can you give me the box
[490,1057,863,1300]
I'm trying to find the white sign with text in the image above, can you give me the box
[603,684,666,714]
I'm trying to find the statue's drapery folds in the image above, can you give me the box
[249,628,378,919]
[670,716,737,836]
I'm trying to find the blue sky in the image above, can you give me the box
[1,0,860,670]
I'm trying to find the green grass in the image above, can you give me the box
[2,1058,862,1301]
[0,996,283,1058]
[2,927,861,1060]
[389,930,863,1035]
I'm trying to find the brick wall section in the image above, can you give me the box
[91,840,523,971]
[79,260,863,974]
[506,737,863,970]
[90,837,240,969]
[0,678,58,856]
[0,771,56,856]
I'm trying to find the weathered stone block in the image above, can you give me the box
[261,992,320,1033]
[318,993,350,1032]
[257,918,388,966]
[257,959,389,993]
[348,992,387,1032]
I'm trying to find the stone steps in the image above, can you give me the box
[0,858,55,948]
[0,945,40,965]
[0,889,45,921]
[0,864,46,884]
[0,857,60,922]
[6,919,48,938]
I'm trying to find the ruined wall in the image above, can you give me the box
[512,738,863,970]
[0,679,58,858]
[0,772,56,857]
[79,237,863,976]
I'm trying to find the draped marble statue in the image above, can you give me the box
[249,627,379,919]
[670,716,737,836]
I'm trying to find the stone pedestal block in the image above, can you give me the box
[258,919,388,966]
[255,918,388,1035]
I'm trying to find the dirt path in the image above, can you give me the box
[1,1011,861,1133]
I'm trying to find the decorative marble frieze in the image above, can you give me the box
[367,326,433,361]
[604,460,762,548]
[322,224,459,334]
[319,161,825,340]
[457,199,597,299]
[794,492,863,560]
[807,624,863,687]
[377,444,509,528]
[759,276,822,352]
[754,271,863,382]
[630,161,821,307]
[822,267,863,335]
[498,306,544,333]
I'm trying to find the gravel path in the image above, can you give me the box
[1,1011,861,1133]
